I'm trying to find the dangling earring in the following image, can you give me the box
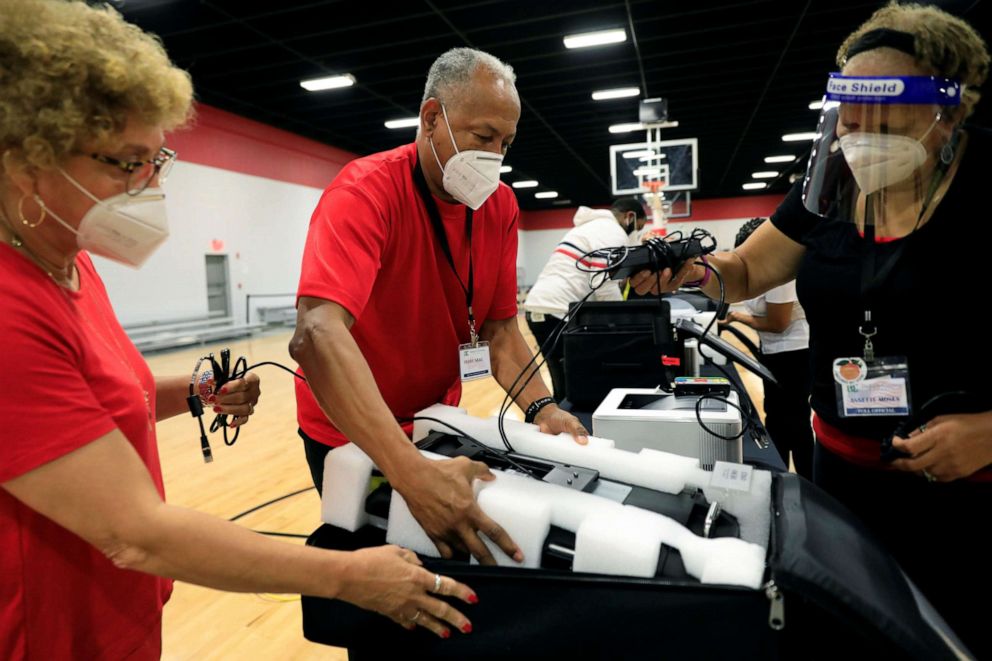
[940,141,954,165]
[17,194,46,228]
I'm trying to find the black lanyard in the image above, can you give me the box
[858,139,954,360]
[412,156,477,343]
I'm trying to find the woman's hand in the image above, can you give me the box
[337,545,478,638]
[629,260,701,296]
[891,411,992,482]
[208,372,261,427]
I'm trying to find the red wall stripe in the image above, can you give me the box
[166,104,360,190]
[167,105,784,224]
[519,194,786,231]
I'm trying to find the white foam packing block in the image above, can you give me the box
[486,470,622,531]
[385,491,442,558]
[573,508,681,578]
[702,468,773,550]
[321,443,375,532]
[470,482,551,569]
[413,404,616,450]
[678,535,767,590]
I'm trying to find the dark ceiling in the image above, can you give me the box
[117,0,988,209]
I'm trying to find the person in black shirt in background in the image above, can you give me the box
[630,3,990,656]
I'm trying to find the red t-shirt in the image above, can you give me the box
[0,247,171,659]
[296,142,519,445]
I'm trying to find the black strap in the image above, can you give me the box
[846,28,916,61]
[412,154,475,329]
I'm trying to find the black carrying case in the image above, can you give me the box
[562,299,678,407]
[301,469,968,659]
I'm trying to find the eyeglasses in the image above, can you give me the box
[89,147,177,195]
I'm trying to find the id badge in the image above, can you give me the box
[459,341,492,381]
[833,356,911,417]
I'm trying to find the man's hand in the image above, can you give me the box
[534,404,589,445]
[392,455,523,566]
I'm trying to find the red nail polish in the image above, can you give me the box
[468,593,479,604]
[441,630,451,639]
[220,386,228,394]
[213,406,222,413]
[461,623,472,634]
[207,395,216,403]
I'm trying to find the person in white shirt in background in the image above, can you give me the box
[721,217,813,477]
[523,197,647,401]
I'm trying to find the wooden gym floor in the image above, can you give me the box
[147,317,764,660]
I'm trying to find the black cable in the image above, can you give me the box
[407,416,541,480]
[252,531,310,539]
[496,283,603,453]
[228,486,315,522]
[189,353,306,461]
[695,259,726,339]
[694,394,751,441]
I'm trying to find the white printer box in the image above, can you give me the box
[592,388,743,469]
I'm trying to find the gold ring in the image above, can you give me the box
[432,573,442,593]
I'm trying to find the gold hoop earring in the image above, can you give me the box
[18,194,46,228]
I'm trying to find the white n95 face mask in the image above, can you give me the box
[41,169,170,268]
[838,131,928,195]
[429,103,504,210]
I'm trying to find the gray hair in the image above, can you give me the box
[422,48,517,106]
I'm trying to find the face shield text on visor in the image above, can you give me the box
[801,74,961,236]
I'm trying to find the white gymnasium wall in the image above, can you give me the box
[94,161,323,326]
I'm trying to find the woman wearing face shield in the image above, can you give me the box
[0,2,475,657]
[632,3,989,655]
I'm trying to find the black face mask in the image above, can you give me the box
[622,213,637,235]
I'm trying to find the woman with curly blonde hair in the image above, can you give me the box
[634,2,989,655]
[0,2,475,657]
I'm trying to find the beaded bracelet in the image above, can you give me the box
[524,396,556,423]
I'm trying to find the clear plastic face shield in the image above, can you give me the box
[802,73,961,236]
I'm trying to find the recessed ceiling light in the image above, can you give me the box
[809,100,825,110]
[535,191,559,199]
[764,155,794,163]
[592,87,640,101]
[563,29,626,49]
[751,171,779,179]
[782,132,818,142]
[384,117,419,129]
[742,182,767,190]
[499,165,513,174]
[300,74,356,91]
[512,180,539,189]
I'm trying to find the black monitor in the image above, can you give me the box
[674,318,777,385]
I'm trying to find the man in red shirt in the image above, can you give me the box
[291,48,587,565]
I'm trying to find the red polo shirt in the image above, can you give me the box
[295,142,519,445]
[0,248,171,659]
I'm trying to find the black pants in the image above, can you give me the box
[300,427,333,495]
[759,348,813,478]
[526,312,566,402]
[813,442,990,658]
